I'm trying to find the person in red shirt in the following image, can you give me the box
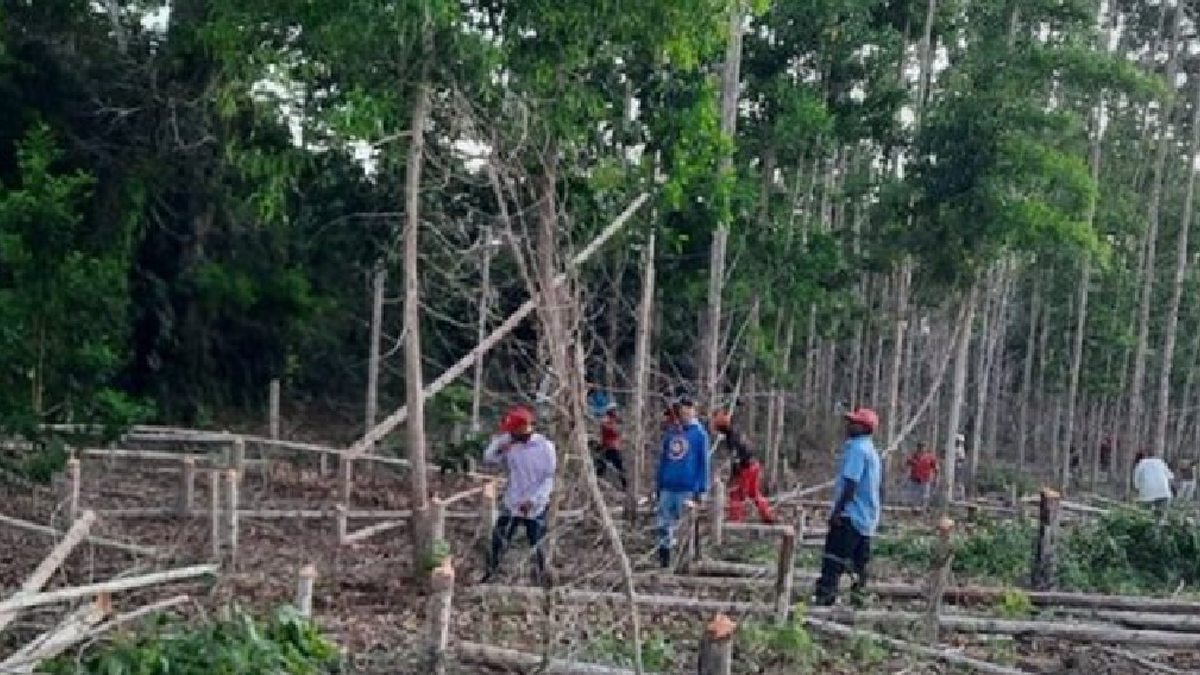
[593,403,627,489]
[712,410,775,524]
[905,443,937,511]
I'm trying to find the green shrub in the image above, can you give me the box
[43,606,341,675]
[973,466,1035,497]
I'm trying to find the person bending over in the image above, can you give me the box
[711,410,775,524]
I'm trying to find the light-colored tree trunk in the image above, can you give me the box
[1153,68,1200,463]
[701,1,743,411]
[403,74,432,557]
[1127,0,1184,488]
[366,264,385,445]
[627,232,656,521]
[941,284,978,512]
[470,230,494,433]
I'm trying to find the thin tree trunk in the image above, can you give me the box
[404,60,432,560]
[1062,107,1104,489]
[1128,0,1184,487]
[701,1,743,410]
[1153,70,1200,462]
[366,264,386,446]
[942,283,978,512]
[471,230,494,433]
[628,232,656,520]
[1017,277,1041,471]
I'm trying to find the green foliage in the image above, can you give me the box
[974,466,1036,497]
[994,589,1035,619]
[739,617,822,671]
[422,538,451,572]
[585,629,675,671]
[42,606,341,675]
[0,122,148,433]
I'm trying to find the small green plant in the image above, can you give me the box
[845,633,888,666]
[585,629,675,671]
[423,538,451,572]
[994,589,1034,619]
[739,617,821,670]
[43,605,341,675]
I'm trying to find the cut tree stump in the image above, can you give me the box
[925,517,956,644]
[773,526,796,624]
[296,565,316,617]
[427,559,454,675]
[697,613,736,675]
[1031,488,1061,591]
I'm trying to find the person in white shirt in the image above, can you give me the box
[1133,449,1174,513]
[481,406,557,584]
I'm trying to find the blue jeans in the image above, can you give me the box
[486,507,547,580]
[656,490,692,550]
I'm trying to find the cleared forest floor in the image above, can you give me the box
[2,441,1199,675]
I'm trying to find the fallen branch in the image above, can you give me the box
[463,584,765,615]
[1097,646,1190,675]
[0,564,217,615]
[802,616,1033,675]
[350,193,650,453]
[0,510,97,634]
[455,641,652,675]
[83,594,191,639]
[0,595,112,673]
[0,512,158,557]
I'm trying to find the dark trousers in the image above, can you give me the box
[594,448,627,489]
[485,509,547,581]
[813,518,872,606]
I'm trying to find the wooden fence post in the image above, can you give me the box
[335,504,348,545]
[65,459,81,521]
[427,558,455,675]
[209,470,222,561]
[222,469,240,569]
[709,478,726,548]
[697,614,736,675]
[773,526,796,624]
[296,564,316,617]
[269,379,281,440]
[1031,488,1060,591]
[230,437,245,475]
[925,517,955,644]
[338,455,354,508]
[177,457,196,518]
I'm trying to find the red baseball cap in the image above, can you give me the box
[844,408,879,432]
[500,406,535,434]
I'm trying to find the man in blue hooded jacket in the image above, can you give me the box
[655,392,709,569]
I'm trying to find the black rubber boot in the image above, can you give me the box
[657,546,671,569]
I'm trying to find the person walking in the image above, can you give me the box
[813,407,882,607]
[593,402,627,489]
[481,406,557,585]
[655,392,709,569]
[905,443,938,511]
[1133,448,1173,515]
[711,410,775,524]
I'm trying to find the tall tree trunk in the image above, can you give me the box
[404,77,432,558]
[1127,0,1184,488]
[627,232,655,521]
[701,1,743,409]
[471,230,494,433]
[942,283,978,512]
[1153,71,1200,462]
[1017,277,1041,470]
[366,264,385,444]
[1062,107,1105,489]
[966,266,995,498]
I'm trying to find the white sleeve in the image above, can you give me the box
[483,434,509,465]
[533,440,557,504]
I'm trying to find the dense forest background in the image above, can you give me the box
[4,0,1200,498]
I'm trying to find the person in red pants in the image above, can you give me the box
[711,410,775,524]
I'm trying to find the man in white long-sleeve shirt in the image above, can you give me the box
[1133,449,1173,514]
[481,406,557,584]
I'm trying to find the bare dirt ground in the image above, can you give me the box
[2,441,1199,674]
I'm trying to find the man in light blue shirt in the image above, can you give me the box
[813,407,881,607]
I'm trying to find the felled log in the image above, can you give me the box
[427,560,454,675]
[0,595,112,673]
[0,564,217,615]
[0,510,97,634]
[462,584,765,615]
[84,595,190,639]
[455,641,650,675]
[803,616,1033,675]
[808,607,1200,648]
[0,512,158,557]
[697,614,736,675]
[1091,610,1200,633]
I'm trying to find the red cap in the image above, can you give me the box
[844,408,879,433]
[500,406,535,434]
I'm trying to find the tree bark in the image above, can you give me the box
[628,232,655,521]
[942,284,978,512]
[366,264,386,444]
